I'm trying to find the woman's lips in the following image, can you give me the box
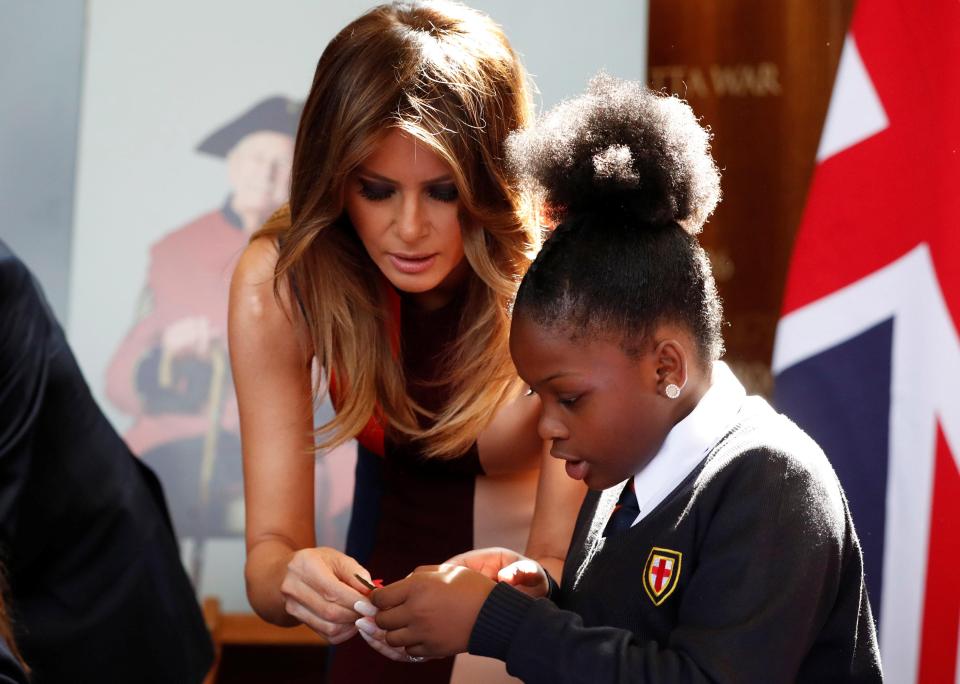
[388,253,437,274]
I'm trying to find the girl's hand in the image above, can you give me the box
[279,547,374,644]
[444,547,549,598]
[371,565,496,658]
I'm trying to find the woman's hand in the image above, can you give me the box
[279,547,375,644]
[353,602,429,663]
[445,547,549,598]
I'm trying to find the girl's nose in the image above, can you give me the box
[537,410,568,442]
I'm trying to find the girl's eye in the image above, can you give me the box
[427,183,459,203]
[358,179,394,201]
[558,395,579,407]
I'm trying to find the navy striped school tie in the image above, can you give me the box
[603,478,640,537]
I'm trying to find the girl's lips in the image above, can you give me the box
[388,253,437,274]
[564,459,588,481]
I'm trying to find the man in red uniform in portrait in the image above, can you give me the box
[105,96,299,576]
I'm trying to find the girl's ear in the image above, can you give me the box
[653,338,688,399]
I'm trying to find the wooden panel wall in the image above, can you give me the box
[647,0,855,395]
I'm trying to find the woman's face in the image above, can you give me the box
[510,315,678,491]
[345,129,469,309]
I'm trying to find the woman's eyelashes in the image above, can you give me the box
[357,178,459,203]
[358,179,394,201]
[427,183,459,203]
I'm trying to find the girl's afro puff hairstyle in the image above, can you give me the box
[508,72,720,232]
[510,74,725,363]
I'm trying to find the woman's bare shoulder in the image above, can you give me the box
[230,237,309,356]
[233,236,281,293]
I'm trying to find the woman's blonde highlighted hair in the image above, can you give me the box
[256,1,538,458]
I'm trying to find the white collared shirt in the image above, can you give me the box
[626,361,746,527]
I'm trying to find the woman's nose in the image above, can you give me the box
[395,194,428,243]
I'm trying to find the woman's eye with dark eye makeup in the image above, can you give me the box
[427,183,459,203]
[358,179,395,201]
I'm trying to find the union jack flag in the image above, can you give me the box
[772,1,960,681]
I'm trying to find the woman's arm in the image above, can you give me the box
[229,237,369,638]
[230,237,315,624]
[523,445,586,580]
[477,391,587,579]
[476,391,542,476]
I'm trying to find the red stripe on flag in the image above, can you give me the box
[917,426,960,683]
[780,0,960,322]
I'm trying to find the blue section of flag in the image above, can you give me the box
[774,318,892,625]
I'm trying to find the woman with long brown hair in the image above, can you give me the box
[228,2,583,681]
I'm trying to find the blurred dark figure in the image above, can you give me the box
[0,240,213,683]
[0,574,27,684]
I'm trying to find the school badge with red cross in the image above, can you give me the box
[643,547,682,606]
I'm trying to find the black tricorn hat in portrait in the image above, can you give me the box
[196,95,301,157]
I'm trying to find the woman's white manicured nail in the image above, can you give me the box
[355,617,377,635]
[354,600,377,616]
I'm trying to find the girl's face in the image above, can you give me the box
[345,129,469,309]
[510,315,678,491]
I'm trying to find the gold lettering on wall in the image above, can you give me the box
[649,62,783,98]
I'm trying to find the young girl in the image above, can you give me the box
[228,2,583,682]
[364,74,884,683]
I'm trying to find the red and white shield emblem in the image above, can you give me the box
[643,547,682,606]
